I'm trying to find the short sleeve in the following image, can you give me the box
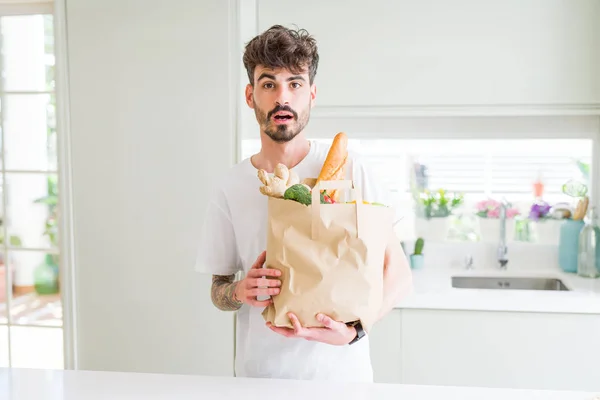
[349,155,404,226]
[194,189,242,276]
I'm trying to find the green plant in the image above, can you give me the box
[33,175,59,265]
[33,175,58,244]
[0,218,23,247]
[413,237,424,255]
[0,233,22,247]
[574,159,589,182]
[416,189,464,219]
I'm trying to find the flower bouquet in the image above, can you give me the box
[528,200,562,245]
[475,198,520,243]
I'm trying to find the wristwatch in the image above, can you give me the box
[347,321,366,345]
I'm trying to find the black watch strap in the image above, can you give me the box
[348,321,366,345]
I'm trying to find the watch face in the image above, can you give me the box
[349,322,365,345]
[357,324,365,338]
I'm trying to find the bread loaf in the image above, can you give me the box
[316,132,348,201]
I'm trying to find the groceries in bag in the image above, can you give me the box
[256,132,395,332]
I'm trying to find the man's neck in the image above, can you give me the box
[250,133,311,173]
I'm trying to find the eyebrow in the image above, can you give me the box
[257,73,306,82]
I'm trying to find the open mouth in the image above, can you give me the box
[273,114,294,121]
[271,109,295,120]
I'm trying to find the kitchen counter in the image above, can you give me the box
[396,266,600,314]
[1,368,599,400]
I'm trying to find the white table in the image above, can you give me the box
[1,368,598,399]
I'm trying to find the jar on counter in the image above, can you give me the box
[559,219,585,273]
[577,207,600,278]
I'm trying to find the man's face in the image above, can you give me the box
[245,65,316,143]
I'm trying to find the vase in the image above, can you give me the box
[514,218,533,242]
[414,217,448,242]
[33,256,59,295]
[410,254,425,269]
[577,208,600,278]
[558,219,585,273]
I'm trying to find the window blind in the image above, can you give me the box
[241,138,592,203]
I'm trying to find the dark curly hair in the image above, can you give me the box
[243,25,319,86]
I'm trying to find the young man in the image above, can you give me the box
[196,25,412,383]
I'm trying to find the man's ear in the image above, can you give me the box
[310,84,317,108]
[245,84,254,109]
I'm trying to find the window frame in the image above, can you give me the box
[0,1,53,16]
[0,0,73,371]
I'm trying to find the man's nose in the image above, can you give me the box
[275,86,291,106]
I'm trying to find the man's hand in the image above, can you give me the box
[234,251,282,307]
[267,312,357,346]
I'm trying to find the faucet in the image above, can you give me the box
[464,254,474,270]
[497,198,509,269]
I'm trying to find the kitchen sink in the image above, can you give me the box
[451,276,570,291]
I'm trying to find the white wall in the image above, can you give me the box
[64,0,238,375]
[257,0,600,108]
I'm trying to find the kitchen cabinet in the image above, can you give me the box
[257,0,600,110]
[368,309,403,384]
[370,308,600,391]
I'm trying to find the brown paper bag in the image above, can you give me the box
[262,179,394,333]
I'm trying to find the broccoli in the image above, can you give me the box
[283,184,312,206]
[283,184,333,206]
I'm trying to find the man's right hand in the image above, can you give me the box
[234,251,282,307]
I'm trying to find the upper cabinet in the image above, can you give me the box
[257,0,600,109]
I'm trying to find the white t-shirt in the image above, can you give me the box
[195,140,398,383]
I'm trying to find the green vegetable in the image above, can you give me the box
[562,179,588,198]
[413,238,424,255]
[283,185,338,205]
[283,184,312,206]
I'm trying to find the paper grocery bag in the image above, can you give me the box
[262,179,394,333]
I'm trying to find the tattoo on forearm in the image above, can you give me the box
[211,274,242,311]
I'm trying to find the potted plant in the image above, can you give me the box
[409,237,425,269]
[32,175,60,295]
[475,198,520,243]
[414,189,464,241]
[527,200,563,244]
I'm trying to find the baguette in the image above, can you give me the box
[316,132,348,201]
[317,132,348,182]
[573,196,589,220]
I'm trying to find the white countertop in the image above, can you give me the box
[395,266,600,314]
[1,368,599,400]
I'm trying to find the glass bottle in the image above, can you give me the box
[577,207,600,278]
[34,254,60,295]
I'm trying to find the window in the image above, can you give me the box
[0,11,63,369]
[241,137,592,243]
